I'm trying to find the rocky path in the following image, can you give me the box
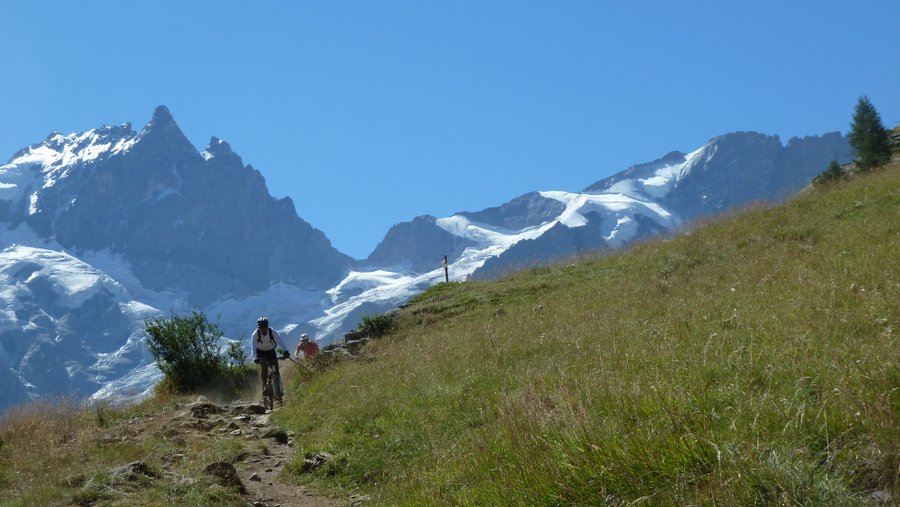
[235,411,337,507]
[177,397,346,507]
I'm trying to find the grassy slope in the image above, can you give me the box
[0,367,311,507]
[0,161,896,507]
[279,161,899,505]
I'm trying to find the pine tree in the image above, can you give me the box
[848,96,891,170]
[814,160,844,185]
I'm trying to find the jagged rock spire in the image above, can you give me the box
[134,105,198,158]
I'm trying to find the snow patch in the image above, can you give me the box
[0,246,127,309]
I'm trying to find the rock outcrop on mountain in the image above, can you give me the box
[364,215,476,273]
[456,192,567,231]
[7,106,352,305]
[585,131,852,221]
[0,106,353,410]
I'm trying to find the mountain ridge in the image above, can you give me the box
[0,106,854,411]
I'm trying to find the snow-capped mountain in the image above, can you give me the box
[0,106,352,410]
[585,131,852,221]
[6,106,351,305]
[367,131,851,280]
[0,107,851,412]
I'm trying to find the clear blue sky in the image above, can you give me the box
[2,1,898,259]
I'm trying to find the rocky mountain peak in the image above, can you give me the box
[202,136,243,166]
[206,137,233,155]
[133,105,197,158]
[148,105,175,127]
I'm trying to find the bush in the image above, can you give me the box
[358,312,397,338]
[145,312,252,395]
[226,341,248,367]
[814,160,845,185]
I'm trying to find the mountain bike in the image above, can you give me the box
[259,355,287,411]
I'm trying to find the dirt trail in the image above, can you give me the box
[171,397,346,507]
[234,408,339,507]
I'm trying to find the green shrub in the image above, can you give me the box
[226,340,248,367]
[358,312,397,338]
[145,312,252,395]
[813,160,844,185]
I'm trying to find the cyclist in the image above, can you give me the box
[295,333,320,360]
[250,317,290,403]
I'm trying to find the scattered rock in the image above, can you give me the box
[318,346,353,363]
[188,402,223,419]
[343,328,369,341]
[249,473,262,482]
[157,425,180,439]
[231,403,267,415]
[227,421,240,430]
[186,420,215,432]
[872,490,893,505]
[264,428,289,444]
[163,471,197,486]
[110,461,159,481]
[300,452,333,473]
[230,429,242,437]
[203,461,244,492]
[344,337,370,354]
[494,307,505,317]
[350,493,372,505]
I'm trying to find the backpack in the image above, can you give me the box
[257,329,276,345]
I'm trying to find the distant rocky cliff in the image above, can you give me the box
[7,106,352,305]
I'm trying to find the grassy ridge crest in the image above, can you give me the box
[280,161,899,505]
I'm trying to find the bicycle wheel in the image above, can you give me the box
[263,383,273,411]
[272,371,284,403]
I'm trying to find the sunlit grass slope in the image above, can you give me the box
[280,162,899,505]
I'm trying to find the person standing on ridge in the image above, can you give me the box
[251,317,290,402]
[296,333,320,360]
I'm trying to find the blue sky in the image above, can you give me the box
[2,1,898,259]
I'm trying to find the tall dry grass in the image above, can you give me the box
[0,398,95,504]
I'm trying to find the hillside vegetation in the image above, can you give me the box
[279,160,899,505]
[0,161,897,506]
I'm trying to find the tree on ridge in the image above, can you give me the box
[848,96,891,170]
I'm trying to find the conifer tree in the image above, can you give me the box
[814,160,844,185]
[848,96,891,170]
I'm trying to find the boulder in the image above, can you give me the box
[300,452,333,473]
[203,461,245,492]
[110,461,158,481]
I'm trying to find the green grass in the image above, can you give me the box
[278,162,900,505]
